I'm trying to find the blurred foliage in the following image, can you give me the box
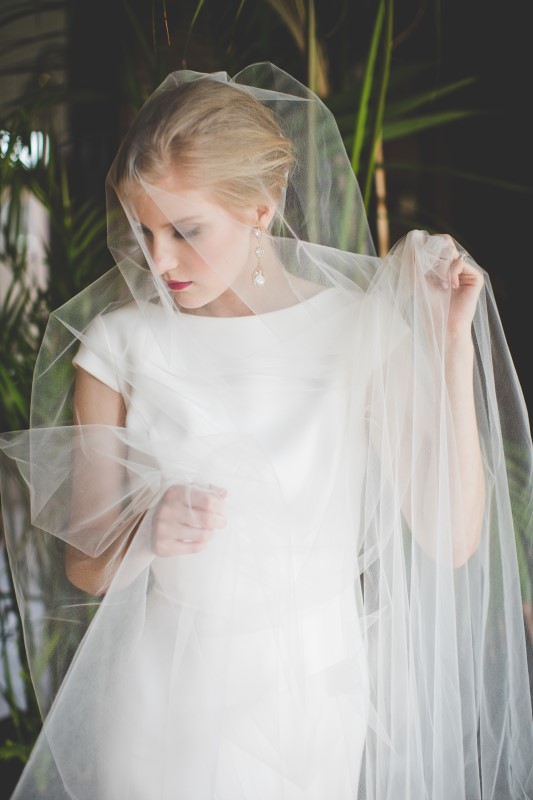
[1,0,532,773]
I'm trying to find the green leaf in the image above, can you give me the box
[0,30,64,59]
[362,0,394,206]
[189,0,208,31]
[0,740,32,762]
[387,61,441,87]
[383,161,533,195]
[349,0,385,175]
[0,1,65,30]
[0,370,28,419]
[121,0,156,66]
[384,77,477,119]
[383,110,478,140]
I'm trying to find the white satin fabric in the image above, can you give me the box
[71,287,368,799]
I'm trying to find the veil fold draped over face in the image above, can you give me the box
[1,63,533,799]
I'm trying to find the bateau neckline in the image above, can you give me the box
[176,286,341,321]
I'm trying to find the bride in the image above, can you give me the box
[1,63,532,799]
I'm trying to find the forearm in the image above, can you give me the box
[396,333,485,568]
[444,333,486,566]
[65,510,153,595]
[66,542,125,596]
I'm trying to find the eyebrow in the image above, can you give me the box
[135,217,201,232]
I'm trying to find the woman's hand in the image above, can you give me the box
[151,484,227,556]
[425,234,485,341]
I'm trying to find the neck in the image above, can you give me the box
[181,289,256,318]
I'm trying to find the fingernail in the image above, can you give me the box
[208,483,227,495]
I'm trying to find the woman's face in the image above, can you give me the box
[131,174,270,316]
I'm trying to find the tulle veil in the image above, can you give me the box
[1,62,532,798]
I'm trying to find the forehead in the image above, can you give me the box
[127,178,218,226]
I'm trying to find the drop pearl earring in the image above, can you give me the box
[251,227,265,287]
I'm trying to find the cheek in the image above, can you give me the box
[205,227,251,276]
[226,224,252,260]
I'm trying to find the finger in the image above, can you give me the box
[448,260,463,289]
[155,496,228,531]
[154,537,210,557]
[176,505,227,529]
[151,525,215,556]
[178,541,209,555]
[428,252,464,289]
[167,484,227,513]
[175,526,216,544]
[190,485,227,512]
[429,233,456,263]
[425,263,452,290]
[174,540,209,555]
[450,257,484,288]
[155,502,227,530]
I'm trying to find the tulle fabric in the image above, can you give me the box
[1,63,532,799]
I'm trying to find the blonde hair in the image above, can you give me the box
[112,78,294,209]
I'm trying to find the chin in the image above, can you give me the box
[174,293,211,312]
[176,294,207,307]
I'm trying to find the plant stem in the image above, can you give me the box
[363,0,393,209]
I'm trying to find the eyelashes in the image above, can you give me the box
[137,224,201,241]
[172,227,200,240]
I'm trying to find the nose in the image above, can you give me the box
[150,237,178,276]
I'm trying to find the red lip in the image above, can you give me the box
[166,281,192,291]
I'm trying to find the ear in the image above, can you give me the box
[255,204,276,230]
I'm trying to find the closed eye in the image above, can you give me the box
[172,227,200,240]
[136,223,201,241]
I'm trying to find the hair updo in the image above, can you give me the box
[112,78,294,210]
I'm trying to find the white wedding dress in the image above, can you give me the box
[4,233,533,799]
[2,58,532,798]
[70,286,370,799]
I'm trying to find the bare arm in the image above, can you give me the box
[66,368,227,595]
[372,342,485,570]
[440,242,486,566]
[444,334,485,567]
[65,368,130,594]
[371,235,486,569]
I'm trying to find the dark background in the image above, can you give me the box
[1,2,532,790]
[64,0,533,415]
